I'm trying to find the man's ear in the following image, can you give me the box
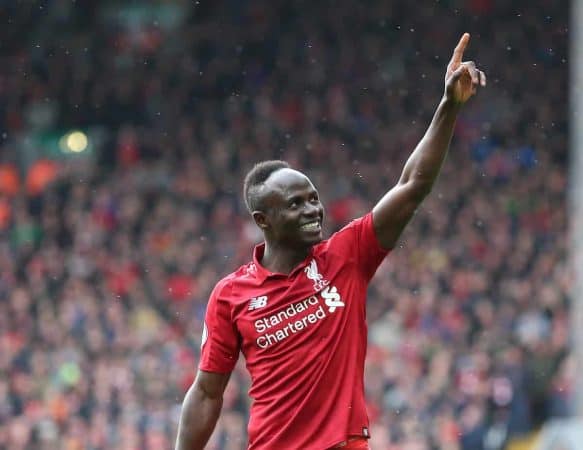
[252,210,269,230]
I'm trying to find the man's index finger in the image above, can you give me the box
[450,33,470,65]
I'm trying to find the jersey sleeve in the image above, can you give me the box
[199,279,240,373]
[328,212,390,281]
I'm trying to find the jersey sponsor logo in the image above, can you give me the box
[254,285,343,349]
[248,295,268,310]
[304,259,329,291]
[321,286,344,312]
[254,295,320,333]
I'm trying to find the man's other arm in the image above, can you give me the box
[175,370,231,450]
[372,33,486,249]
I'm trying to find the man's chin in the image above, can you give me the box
[302,233,323,246]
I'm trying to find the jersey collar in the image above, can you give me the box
[252,243,314,282]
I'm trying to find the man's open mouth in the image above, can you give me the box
[300,221,321,231]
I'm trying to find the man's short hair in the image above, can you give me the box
[243,160,290,213]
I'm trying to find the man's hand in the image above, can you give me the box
[372,32,487,249]
[445,33,486,104]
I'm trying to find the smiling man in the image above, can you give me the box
[175,33,486,450]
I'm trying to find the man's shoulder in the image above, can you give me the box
[314,214,371,254]
[211,262,260,299]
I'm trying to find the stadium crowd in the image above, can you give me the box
[0,1,569,449]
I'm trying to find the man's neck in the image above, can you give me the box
[261,242,311,275]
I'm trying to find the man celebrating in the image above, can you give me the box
[175,33,486,450]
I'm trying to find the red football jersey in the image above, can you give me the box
[200,213,388,449]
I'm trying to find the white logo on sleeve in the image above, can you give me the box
[248,295,268,311]
[201,321,208,349]
[304,259,329,291]
[321,286,344,312]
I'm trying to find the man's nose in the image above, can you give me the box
[303,202,321,216]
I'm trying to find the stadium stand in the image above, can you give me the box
[0,1,569,449]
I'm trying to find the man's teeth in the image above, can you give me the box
[301,222,320,231]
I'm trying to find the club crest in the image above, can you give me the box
[304,259,329,291]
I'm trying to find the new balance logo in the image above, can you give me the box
[248,295,268,311]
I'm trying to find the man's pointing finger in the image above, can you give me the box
[449,33,470,67]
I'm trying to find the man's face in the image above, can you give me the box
[255,169,325,248]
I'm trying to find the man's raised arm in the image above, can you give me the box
[175,370,231,450]
[372,33,486,249]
